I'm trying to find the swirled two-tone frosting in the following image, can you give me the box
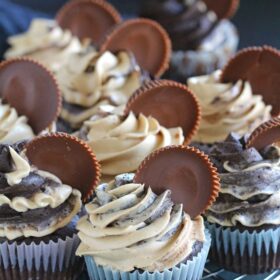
[202,133,280,227]
[0,144,81,240]
[0,100,34,144]
[188,71,271,143]
[57,51,146,130]
[141,0,226,51]
[5,19,93,72]
[78,112,184,178]
[76,173,205,272]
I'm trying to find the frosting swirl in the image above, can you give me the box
[141,0,220,51]
[78,112,184,178]
[202,133,280,227]
[0,99,34,144]
[188,70,271,143]
[5,19,93,72]
[0,144,81,240]
[76,173,205,272]
[57,51,145,130]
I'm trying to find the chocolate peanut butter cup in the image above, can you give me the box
[25,133,101,202]
[221,46,280,116]
[0,58,61,134]
[100,18,171,77]
[203,0,240,19]
[125,80,201,144]
[134,145,220,218]
[246,117,280,150]
[56,0,121,45]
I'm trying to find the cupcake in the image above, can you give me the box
[140,0,239,82]
[188,46,280,144]
[78,79,200,181]
[0,58,61,144]
[4,0,121,72]
[58,18,171,132]
[76,145,220,280]
[0,133,100,279]
[201,119,280,274]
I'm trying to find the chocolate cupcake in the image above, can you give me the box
[77,80,200,182]
[141,0,239,82]
[202,119,280,274]
[76,145,220,280]
[188,46,280,144]
[0,58,61,144]
[0,133,100,279]
[4,0,121,72]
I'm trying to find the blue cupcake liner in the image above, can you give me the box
[205,222,280,257]
[85,229,211,280]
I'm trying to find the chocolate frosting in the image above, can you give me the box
[141,0,218,50]
[201,133,280,227]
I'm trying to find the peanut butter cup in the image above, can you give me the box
[246,117,280,150]
[221,46,280,116]
[203,0,240,19]
[134,145,220,218]
[100,18,171,77]
[125,80,201,144]
[56,0,121,45]
[0,58,61,134]
[25,133,101,202]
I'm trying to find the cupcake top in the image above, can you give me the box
[76,146,219,272]
[202,132,280,227]
[0,133,100,240]
[188,70,271,143]
[57,51,146,131]
[0,58,61,143]
[140,0,236,51]
[78,80,200,179]
[4,0,121,72]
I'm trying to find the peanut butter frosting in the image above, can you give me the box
[0,100,34,144]
[78,112,184,178]
[76,173,205,272]
[57,51,145,130]
[188,70,271,143]
[0,144,81,240]
[5,19,93,72]
[201,133,280,227]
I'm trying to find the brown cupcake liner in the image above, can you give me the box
[100,18,171,77]
[203,0,240,19]
[221,45,280,116]
[56,0,121,45]
[134,145,220,218]
[125,79,201,144]
[25,132,101,203]
[246,117,280,150]
[0,57,62,134]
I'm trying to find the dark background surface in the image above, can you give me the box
[6,0,280,50]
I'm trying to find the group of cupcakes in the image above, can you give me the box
[0,0,280,279]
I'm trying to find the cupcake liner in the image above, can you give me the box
[206,222,280,274]
[0,234,80,272]
[85,229,211,280]
[166,20,238,82]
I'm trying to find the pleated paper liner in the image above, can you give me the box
[124,79,201,145]
[246,117,280,150]
[100,18,171,78]
[203,0,240,19]
[134,145,220,218]
[25,133,101,202]
[56,0,121,45]
[220,45,280,116]
[0,58,61,134]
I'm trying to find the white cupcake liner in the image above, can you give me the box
[167,20,239,81]
[85,229,211,280]
[206,222,280,257]
[0,233,80,272]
